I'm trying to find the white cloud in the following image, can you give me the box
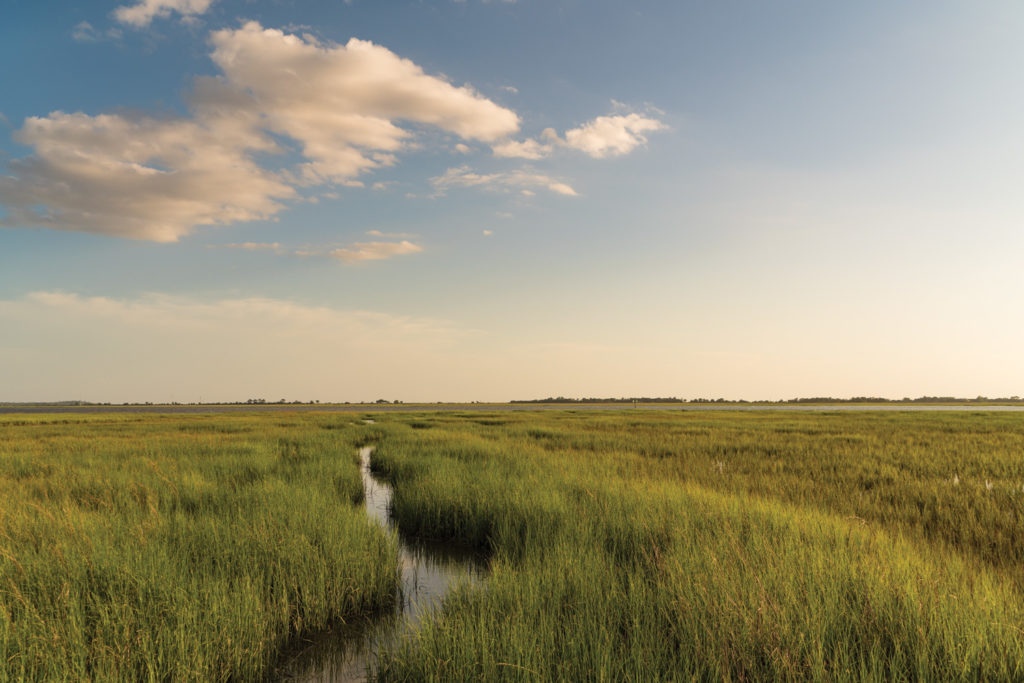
[6,24,660,245]
[113,0,216,27]
[563,113,665,158]
[430,165,578,197]
[0,111,293,242]
[206,22,519,184]
[482,229,493,236]
[544,181,577,194]
[330,240,423,263]
[491,112,665,160]
[491,137,553,160]
[1,22,520,242]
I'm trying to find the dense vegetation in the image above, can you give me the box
[366,410,1024,680]
[0,413,396,681]
[2,409,1024,680]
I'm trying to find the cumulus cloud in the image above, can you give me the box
[563,113,665,158]
[330,240,423,263]
[491,114,664,159]
[205,22,519,184]
[113,0,216,27]
[0,22,520,242]
[0,110,293,242]
[491,135,555,160]
[430,165,578,197]
[545,182,578,196]
[4,22,661,244]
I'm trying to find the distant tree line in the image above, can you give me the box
[8,395,1023,408]
[511,397,686,404]
[782,396,1022,403]
[511,395,1024,404]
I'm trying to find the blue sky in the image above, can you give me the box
[2,1,1023,402]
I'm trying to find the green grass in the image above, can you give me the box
[363,410,1024,681]
[0,413,397,681]
[4,409,1024,681]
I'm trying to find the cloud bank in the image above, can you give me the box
[2,22,664,243]
[0,291,469,402]
[0,23,519,242]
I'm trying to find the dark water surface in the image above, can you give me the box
[276,446,485,682]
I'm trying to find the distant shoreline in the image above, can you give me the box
[4,402,1024,415]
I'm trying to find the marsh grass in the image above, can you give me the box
[0,413,397,681]
[4,409,1024,681]
[366,410,1024,681]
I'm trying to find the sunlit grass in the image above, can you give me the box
[3,409,1024,680]
[0,413,397,681]
[365,410,1024,681]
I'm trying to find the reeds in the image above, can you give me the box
[0,413,397,681]
[366,410,1024,681]
[4,409,1024,680]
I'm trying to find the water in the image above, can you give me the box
[277,447,485,681]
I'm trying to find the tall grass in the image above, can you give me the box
[365,410,1024,680]
[0,413,397,681]
[5,409,1024,680]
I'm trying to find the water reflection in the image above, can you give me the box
[278,447,485,681]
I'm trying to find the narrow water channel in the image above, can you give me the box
[278,446,486,681]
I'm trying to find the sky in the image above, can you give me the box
[2,1,1023,403]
